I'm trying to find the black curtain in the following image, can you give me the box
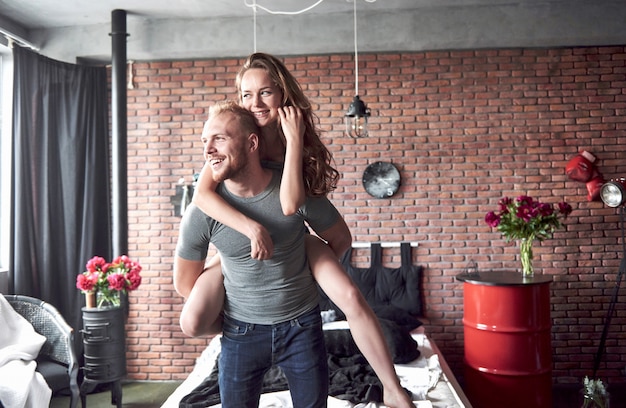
[9,46,111,349]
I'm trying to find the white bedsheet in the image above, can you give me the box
[162,322,457,408]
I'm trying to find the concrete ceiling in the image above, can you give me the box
[0,0,557,30]
[1,0,625,64]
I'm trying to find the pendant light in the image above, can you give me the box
[345,0,370,138]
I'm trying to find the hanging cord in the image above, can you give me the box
[252,0,257,52]
[592,205,626,378]
[244,0,326,15]
[353,0,359,95]
[244,0,374,59]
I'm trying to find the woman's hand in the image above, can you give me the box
[246,221,274,260]
[278,106,304,148]
[277,105,306,215]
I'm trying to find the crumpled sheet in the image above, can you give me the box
[0,295,51,408]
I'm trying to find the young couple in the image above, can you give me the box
[174,53,414,408]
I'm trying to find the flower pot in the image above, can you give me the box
[85,291,96,309]
[580,379,610,408]
[581,393,610,408]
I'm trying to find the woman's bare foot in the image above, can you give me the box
[383,385,414,408]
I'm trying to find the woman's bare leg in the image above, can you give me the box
[179,261,224,337]
[306,235,414,408]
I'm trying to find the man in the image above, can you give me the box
[174,101,351,407]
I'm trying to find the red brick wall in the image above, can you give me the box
[123,47,626,385]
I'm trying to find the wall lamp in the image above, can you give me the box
[600,178,626,207]
[171,174,198,216]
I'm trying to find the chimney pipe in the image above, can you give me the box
[111,9,128,256]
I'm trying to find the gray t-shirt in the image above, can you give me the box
[176,169,341,324]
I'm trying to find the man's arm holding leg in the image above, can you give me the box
[175,254,225,336]
[314,216,352,259]
[174,256,207,298]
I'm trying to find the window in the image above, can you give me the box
[0,43,13,272]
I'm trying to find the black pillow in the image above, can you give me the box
[372,305,423,332]
[323,319,420,364]
[324,329,359,358]
[346,262,423,317]
[318,296,423,333]
[378,318,420,364]
[320,243,424,319]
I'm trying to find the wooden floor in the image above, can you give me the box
[49,381,182,408]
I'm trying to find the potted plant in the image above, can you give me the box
[581,376,609,408]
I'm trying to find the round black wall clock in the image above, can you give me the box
[362,161,401,198]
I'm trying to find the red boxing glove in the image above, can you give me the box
[566,150,597,183]
[586,173,605,202]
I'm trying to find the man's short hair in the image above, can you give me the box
[208,100,260,139]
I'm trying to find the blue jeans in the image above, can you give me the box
[218,306,328,408]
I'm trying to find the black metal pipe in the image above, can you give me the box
[111,9,128,257]
[592,206,626,378]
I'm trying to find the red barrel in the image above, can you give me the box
[457,271,552,408]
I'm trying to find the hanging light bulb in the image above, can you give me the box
[345,0,371,138]
[345,95,370,138]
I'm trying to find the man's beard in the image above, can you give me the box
[211,148,249,184]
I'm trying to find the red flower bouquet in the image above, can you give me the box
[485,195,572,276]
[76,255,142,308]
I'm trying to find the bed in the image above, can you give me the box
[162,243,472,408]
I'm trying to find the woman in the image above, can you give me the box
[178,53,414,408]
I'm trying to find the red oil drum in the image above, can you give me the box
[457,271,552,408]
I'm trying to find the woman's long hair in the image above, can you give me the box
[235,52,339,197]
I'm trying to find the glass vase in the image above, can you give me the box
[520,238,534,277]
[97,290,121,308]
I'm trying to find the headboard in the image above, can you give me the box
[319,242,423,325]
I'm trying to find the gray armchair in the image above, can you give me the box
[4,294,79,408]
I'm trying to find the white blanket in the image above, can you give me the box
[0,295,52,408]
